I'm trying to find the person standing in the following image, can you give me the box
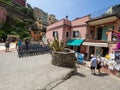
[25,39,30,51]
[90,54,97,75]
[5,39,10,52]
[15,40,18,49]
[96,58,102,74]
[18,39,22,50]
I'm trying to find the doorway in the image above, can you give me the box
[97,27,103,40]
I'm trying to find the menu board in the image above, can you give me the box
[115,51,120,64]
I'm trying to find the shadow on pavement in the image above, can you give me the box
[5,51,12,52]
[74,72,86,77]
[94,73,109,77]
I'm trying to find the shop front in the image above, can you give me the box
[82,42,109,60]
[67,39,84,52]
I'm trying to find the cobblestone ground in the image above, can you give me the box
[53,64,120,90]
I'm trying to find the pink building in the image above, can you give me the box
[13,0,26,6]
[46,15,90,54]
[0,7,7,28]
[81,4,120,59]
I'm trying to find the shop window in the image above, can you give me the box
[73,31,79,38]
[53,31,58,38]
[66,32,69,37]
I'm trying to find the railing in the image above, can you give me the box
[90,4,120,19]
[90,6,112,18]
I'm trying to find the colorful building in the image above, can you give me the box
[82,4,120,59]
[46,15,90,55]
[32,7,58,41]
[0,7,7,28]
[30,21,43,41]
[46,4,120,60]
[13,0,26,7]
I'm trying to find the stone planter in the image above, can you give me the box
[51,48,76,68]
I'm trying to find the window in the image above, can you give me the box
[66,32,69,37]
[73,31,79,38]
[53,31,58,38]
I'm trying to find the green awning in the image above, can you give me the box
[67,39,84,46]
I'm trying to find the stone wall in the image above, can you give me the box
[51,49,76,68]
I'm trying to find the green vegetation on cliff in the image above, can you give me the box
[1,15,32,39]
[0,0,34,40]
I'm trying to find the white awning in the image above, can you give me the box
[82,42,108,47]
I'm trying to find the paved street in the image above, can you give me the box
[0,50,74,90]
[0,50,120,90]
[53,65,120,90]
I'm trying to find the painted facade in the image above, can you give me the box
[83,4,120,59]
[46,4,120,60]
[46,18,71,43]
[71,16,90,39]
[46,15,90,54]
[0,7,7,28]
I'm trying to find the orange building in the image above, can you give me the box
[30,21,43,41]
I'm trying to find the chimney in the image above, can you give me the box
[66,16,68,20]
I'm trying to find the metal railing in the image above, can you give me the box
[90,4,120,19]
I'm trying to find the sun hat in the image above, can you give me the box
[90,54,94,57]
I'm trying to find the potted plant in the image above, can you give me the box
[112,33,118,41]
[47,37,76,68]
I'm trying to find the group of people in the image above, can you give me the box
[15,39,22,49]
[15,39,30,50]
[90,54,103,75]
[4,39,22,52]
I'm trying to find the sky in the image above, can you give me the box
[26,0,120,20]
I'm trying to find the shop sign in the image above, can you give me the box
[115,51,120,64]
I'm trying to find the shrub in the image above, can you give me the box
[47,37,65,52]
